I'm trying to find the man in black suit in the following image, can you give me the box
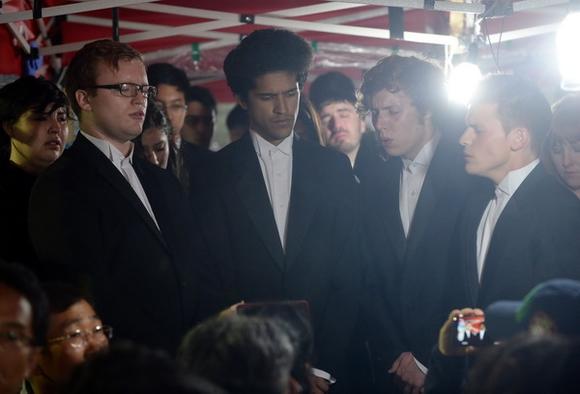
[453,74,580,310]
[28,39,198,355]
[196,29,361,393]
[357,55,478,393]
[309,71,381,181]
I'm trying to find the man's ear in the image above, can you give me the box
[509,127,530,151]
[76,89,92,112]
[236,95,248,111]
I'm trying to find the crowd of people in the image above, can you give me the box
[0,26,579,394]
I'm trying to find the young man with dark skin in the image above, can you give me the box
[196,29,362,394]
[357,55,479,394]
[29,40,199,355]
[0,261,48,394]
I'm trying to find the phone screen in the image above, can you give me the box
[455,313,486,346]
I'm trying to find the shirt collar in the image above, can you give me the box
[401,133,440,172]
[250,129,294,158]
[81,130,134,165]
[495,159,540,198]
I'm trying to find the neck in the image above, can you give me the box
[82,126,132,157]
[490,152,537,185]
[30,375,61,394]
[403,128,438,161]
[9,144,45,175]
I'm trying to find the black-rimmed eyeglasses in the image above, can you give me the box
[88,83,157,99]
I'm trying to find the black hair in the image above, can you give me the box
[0,260,49,346]
[147,63,190,93]
[309,71,357,111]
[226,104,249,131]
[0,76,68,149]
[223,29,313,100]
[66,342,226,394]
[186,86,217,113]
[143,100,170,135]
[41,282,94,315]
[178,315,295,394]
[471,74,552,154]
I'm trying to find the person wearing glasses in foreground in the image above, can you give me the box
[28,39,200,355]
[29,283,111,394]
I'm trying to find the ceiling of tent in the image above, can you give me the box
[0,0,573,100]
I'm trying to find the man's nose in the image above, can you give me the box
[273,96,288,114]
[459,128,473,146]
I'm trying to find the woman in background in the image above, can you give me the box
[0,76,69,272]
[545,94,580,199]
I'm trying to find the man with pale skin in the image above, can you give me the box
[0,262,48,394]
[197,29,361,394]
[30,283,111,394]
[546,94,580,199]
[358,56,477,394]
[29,39,199,355]
[449,74,580,353]
[309,72,365,167]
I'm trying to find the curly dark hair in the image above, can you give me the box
[223,29,313,100]
[359,55,447,130]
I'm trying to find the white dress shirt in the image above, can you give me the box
[399,135,440,238]
[250,130,293,250]
[476,159,539,280]
[81,131,160,229]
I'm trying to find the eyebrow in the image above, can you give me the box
[58,315,100,332]
[0,322,28,330]
[257,87,298,96]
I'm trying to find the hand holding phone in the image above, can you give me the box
[439,308,485,356]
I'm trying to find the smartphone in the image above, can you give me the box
[454,312,486,346]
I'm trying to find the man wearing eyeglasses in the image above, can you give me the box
[30,283,111,394]
[29,39,200,355]
[0,261,48,394]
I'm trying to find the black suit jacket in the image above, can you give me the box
[360,135,480,367]
[195,133,362,386]
[452,163,580,309]
[29,134,198,354]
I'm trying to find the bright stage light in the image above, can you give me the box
[447,62,482,106]
[557,12,580,91]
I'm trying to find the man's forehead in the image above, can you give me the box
[252,71,299,92]
[95,58,147,83]
[371,88,410,107]
[320,100,356,114]
[467,102,499,121]
[0,284,33,328]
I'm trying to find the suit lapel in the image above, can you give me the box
[404,155,441,260]
[478,165,544,297]
[285,140,321,269]
[382,158,407,263]
[73,135,167,248]
[233,135,285,270]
